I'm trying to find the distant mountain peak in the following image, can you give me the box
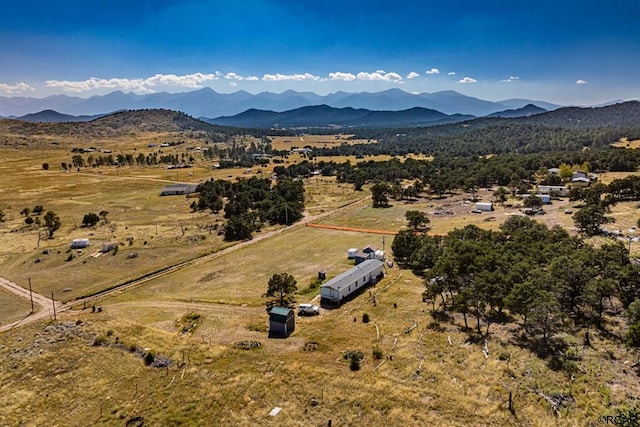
[486,103,547,118]
[0,87,567,119]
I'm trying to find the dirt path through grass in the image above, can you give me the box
[0,277,62,332]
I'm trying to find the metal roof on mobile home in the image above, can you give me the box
[320,259,384,292]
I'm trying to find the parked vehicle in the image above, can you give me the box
[298,303,320,316]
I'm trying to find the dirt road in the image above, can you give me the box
[0,277,62,332]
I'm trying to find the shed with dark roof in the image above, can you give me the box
[268,307,295,337]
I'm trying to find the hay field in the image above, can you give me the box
[612,137,640,149]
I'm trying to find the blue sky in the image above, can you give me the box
[1,0,639,104]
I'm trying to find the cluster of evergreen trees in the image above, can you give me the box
[392,217,640,354]
[192,176,304,241]
[68,152,196,168]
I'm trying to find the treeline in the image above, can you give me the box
[192,176,304,241]
[68,152,196,168]
[313,124,640,158]
[392,217,640,359]
[278,149,640,194]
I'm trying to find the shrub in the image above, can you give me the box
[143,351,154,366]
[373,346,383,360]
[93,335,108,346]
[349,352,362,371]
[627,323,640,347]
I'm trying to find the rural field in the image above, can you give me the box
[2,122,640,426]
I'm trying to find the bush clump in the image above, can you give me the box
[143,351,154,366]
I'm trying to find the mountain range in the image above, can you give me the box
[0,88,562,119]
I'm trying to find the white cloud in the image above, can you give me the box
[576,79,587,85]
[356,71,403,82]
[406,71,420,79]
[262,73,323,81]
[329,72,357,81]
[458,77,478,84]
[0,82,35,94]
[224,72,258,81]
[448,72,456,75]
[499,76,519,83]
[426,68,440,75]
[46,77,152,93]
[46,73,218,93]
[144,73,217,88]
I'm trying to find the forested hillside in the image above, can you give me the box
[317,101,640,157]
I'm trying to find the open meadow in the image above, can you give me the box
[2,203,639,426]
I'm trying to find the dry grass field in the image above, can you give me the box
[2,228,638,426]
[2,118,640,426]
[612,137,640,149]
[269,134,375,151]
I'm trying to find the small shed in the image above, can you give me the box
[70,238,90,249]
[475,202,494,212]
[347,248,358,259]
[269,307,295,337]
[354,251,372,265]
[101,240,119,253]
[363,244,378,255]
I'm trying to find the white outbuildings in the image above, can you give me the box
[538,185,569,197]
[475,202,494,212]
[70,239,90,249]
[320,259,384,306]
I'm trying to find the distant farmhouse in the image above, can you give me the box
[538,185,569,197]
[571,171,591,188]
[160,184,198,196]
[291,148,312,155]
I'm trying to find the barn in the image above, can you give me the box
[268,307,295,337]
[320,259,385,307]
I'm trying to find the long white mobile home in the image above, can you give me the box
[320,259,384,306]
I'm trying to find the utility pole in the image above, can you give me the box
[51,291,57,320]
[28,278,34,313]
